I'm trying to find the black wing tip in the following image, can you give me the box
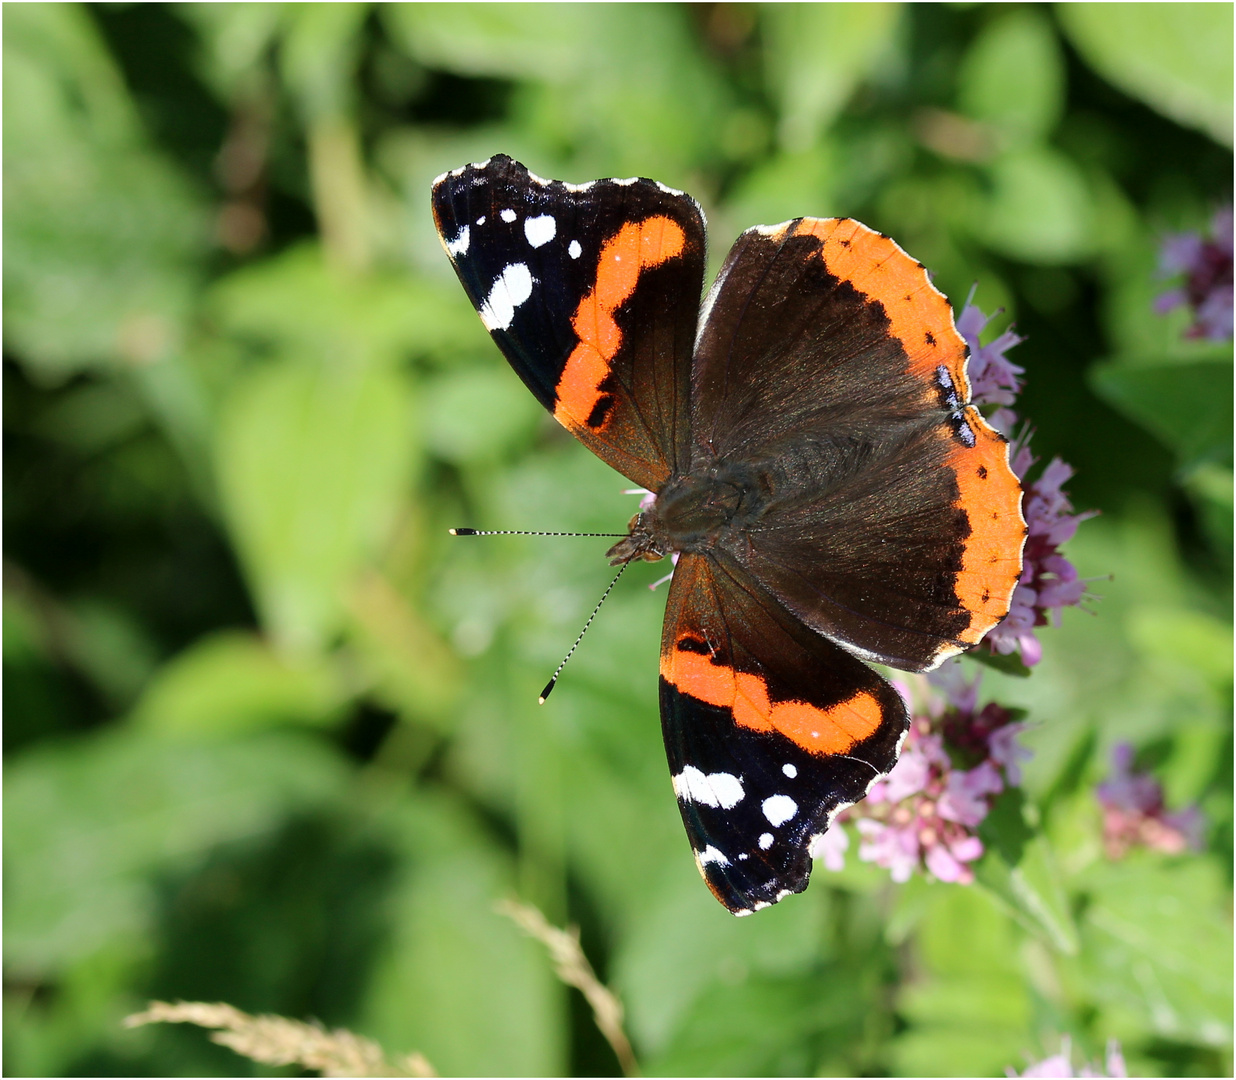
[706,863,809,917]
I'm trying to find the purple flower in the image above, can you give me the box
[1154,206,1233,342]
[985,454,1095,666]
[855,818,921,883]
[1096,743,1205,859]
[938,760,1003,826]
[989,721,1033,785]
[1010,1038,1128,1078]
[957,289,1025,408]
[826,667,1031,885]
[955,299,1094,666]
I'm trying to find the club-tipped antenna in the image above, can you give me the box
[450,528,626,537]
[538,562,628,704]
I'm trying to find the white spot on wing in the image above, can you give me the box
[698,845,730,867]
[524,214,557,248]
[762,794,798,826]
[568,240,582,259]
[500,208,517,223]
[445,225,470,257]
[758,832,774,850]
[673,766,745,809]
[782,764,797,778]
[476,215,486,226]
[479,263,533,331]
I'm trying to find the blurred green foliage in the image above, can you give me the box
[4,4,1231,1076]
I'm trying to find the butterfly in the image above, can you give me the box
[431,154,1025,914]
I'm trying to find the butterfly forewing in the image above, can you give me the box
[431,155,706,490]
[692,218,1025,671]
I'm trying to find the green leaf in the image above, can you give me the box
[3,4,208,383]
[613,872,829,1055]
[173,3,286,101]
[277,2,367,122]
[978,146,1095,263]
[208,244,467,371]
[1125,605,1234,685]
[384,3,593,81]
[975,816,1079,955]
[761,3,902,150]
[130,631,342,736]
[344,571,463,727]
[1181,462,1234,555]
[386,5,727,176]
[981,788,1036,866]
[357,797,565,1076]
[648,971,864,1077]
[892,884,1034,1076]
[970,648,1033,678]
[215,356,418,655]
[1076,855,1233,1047]
[958,7,1065,145]
[721,146,838,235]
[1090,358,1234,471]
[4,729,349,977]
[1058,3,1234,148]
[421,365,543,465]
[894,973,1033,1077]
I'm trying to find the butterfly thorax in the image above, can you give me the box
[606,462,768,566]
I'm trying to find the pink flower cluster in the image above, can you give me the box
[1096,743,1204,859]
[1154,206,1233,342]
[957,299,1093,666]
[1010,1037,1128,1078]
[817,665,1030,885]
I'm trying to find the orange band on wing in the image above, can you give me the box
[948,408,1026,644]
[663,646,883,755]
[554,216,687,429]
[792,218,969,398]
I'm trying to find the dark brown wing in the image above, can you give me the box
[690,218,1025,670]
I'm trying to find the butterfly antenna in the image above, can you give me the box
[539,562,628,704]
[450,528,626,537]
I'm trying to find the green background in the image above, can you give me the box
[4,3,1232,1076]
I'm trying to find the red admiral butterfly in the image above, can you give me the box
[432,155,1025,915]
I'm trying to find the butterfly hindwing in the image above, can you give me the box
[659,552,909,914]
[693,217,1025,671]
[431,155,707,490]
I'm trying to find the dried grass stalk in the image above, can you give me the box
[123,1000,435,1078]
[497,898,640,1077]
